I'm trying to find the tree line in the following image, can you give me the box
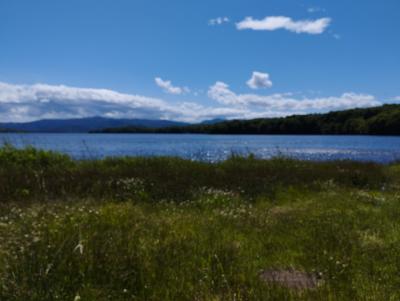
[94,104,400,135]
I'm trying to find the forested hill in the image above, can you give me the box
[95,104,400,135]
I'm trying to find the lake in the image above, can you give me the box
[0,133,399,163]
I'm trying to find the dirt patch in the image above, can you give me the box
[260,269,321,290]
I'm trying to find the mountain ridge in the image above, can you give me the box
[0,117,189,133]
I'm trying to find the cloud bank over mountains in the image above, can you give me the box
[0,80,384,123]
[0,81,265,122]
[207,81,380,112]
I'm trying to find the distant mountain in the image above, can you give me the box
[0,117,189,133]
[200,118,226,125]
[95,104,400,135]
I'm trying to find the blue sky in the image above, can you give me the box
[0,0,399,122]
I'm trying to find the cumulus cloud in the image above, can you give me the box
[236,16,331,34]
[209,17,230,26]
[208,81,380,113]
[247,71,273,89]
[154,77,189,95]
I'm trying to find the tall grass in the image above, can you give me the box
[0,146,399,300]
[0,145,390,202]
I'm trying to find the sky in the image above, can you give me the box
[0,0,399,122]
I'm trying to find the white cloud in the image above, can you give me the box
[0,81,170,121]
[208,81,381,113]
[236,16,331,34]
[154,77,189,95]
[247,71,273,89]
[0,81,385,123]
[0,81,260,122]
[209,17,230,26]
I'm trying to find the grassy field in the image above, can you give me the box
[0,145,399,300]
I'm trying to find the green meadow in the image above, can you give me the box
[0,145,399,300]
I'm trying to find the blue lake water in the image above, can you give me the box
[0,133,399,163]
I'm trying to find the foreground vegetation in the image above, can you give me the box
[96,104,400,135]
[0,146,400,300]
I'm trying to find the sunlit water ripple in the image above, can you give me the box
[0,133,399,163]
